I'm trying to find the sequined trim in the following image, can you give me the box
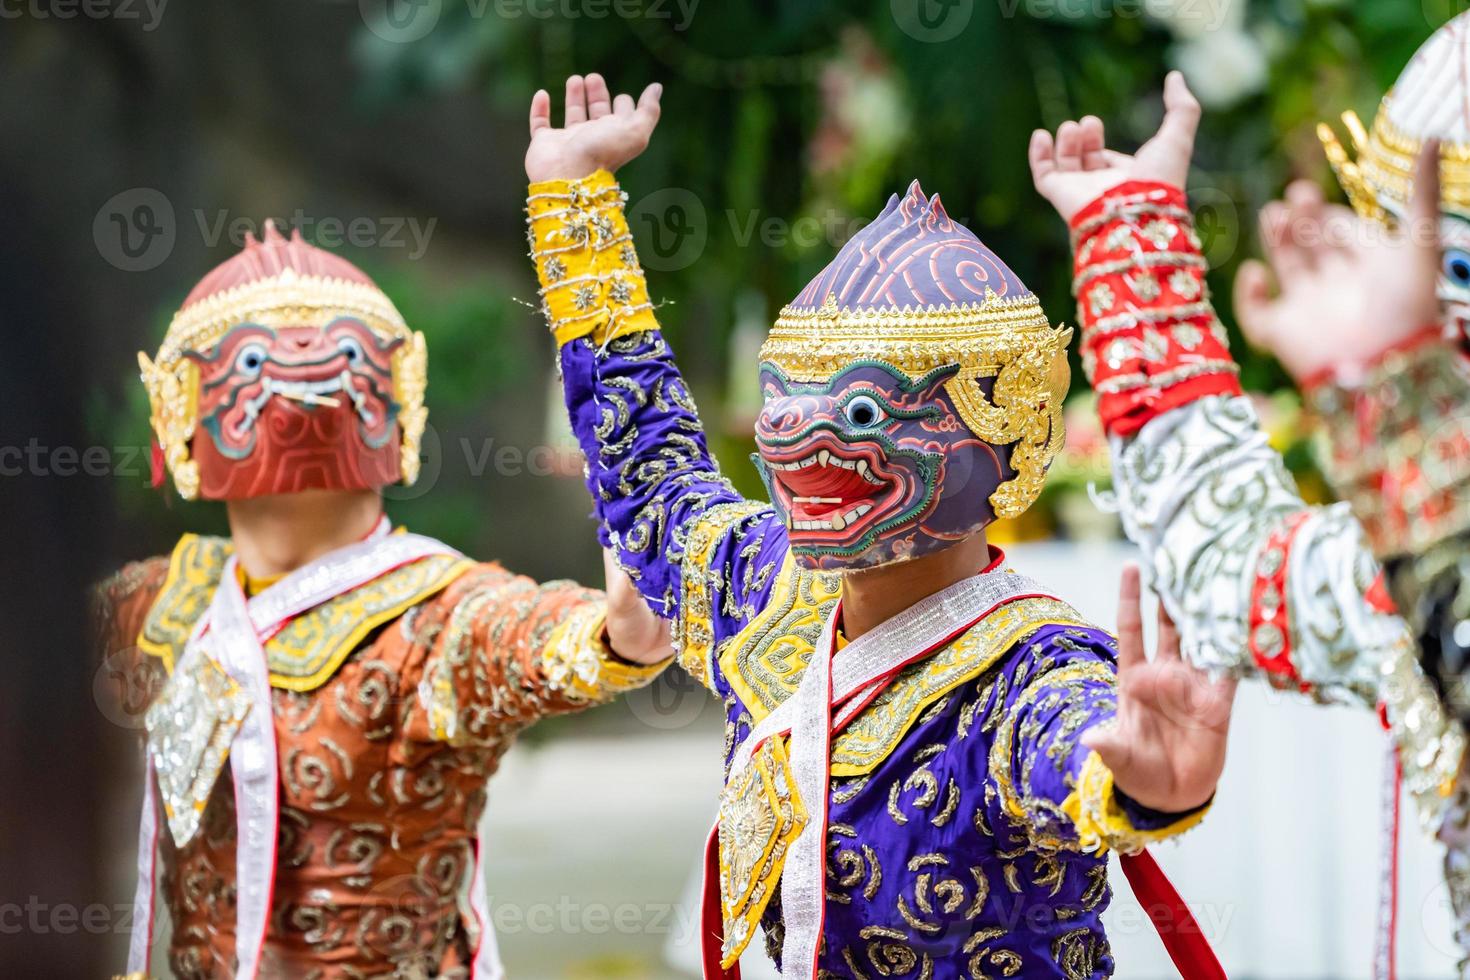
[1069,181,1241,435]
[527,170,657,347]
[832,597,1090,776]
[1060,751,1209,856]
[137,534,232,672]
[542,602,667,702]
[1248,511,1311,687]
[678,500,773,689]
[718,553,842,720]
[992,659,1116,852]
[137,533,473,691]
[144,653,250,847]
[265,554,474,691]
[1307,334,1470,558]
[717,735,807,968]
[1380,632,1467,831]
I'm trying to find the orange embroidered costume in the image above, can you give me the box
[96,225,667,979]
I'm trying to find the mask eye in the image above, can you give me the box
[844,394,886,429]
[235,343,268,378]
[336,335,366,365]
[1444,249,1470,290]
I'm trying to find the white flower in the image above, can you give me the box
[1145,0,1242,41]
[1171,26,1269,109]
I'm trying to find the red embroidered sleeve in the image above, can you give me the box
[1069,181,1242,436]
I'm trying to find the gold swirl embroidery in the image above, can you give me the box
[678,500,773,688]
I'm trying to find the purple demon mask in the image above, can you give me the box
[755,182,1071,571]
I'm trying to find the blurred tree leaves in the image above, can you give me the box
[97,0,1469,549]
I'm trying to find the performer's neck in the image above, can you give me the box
[840,532,990,641]
[226,489,385,580]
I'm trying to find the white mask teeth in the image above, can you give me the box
[787,502,876,535]
[766,450,884,477]
[340,371,377,426]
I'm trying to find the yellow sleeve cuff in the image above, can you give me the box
[1061,750,1211,856]
[527,169,660,347]
[541,602,670,702]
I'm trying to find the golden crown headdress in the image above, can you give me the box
[760,182,1071,520]
[1319,10,1470,222]
[138,221,427,499]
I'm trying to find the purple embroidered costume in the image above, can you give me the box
[527,173,1207,978]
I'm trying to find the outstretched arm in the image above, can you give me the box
[1029,73,1463,830]
[1233,153,1470,729]
[523,75,787,687]
[993,567,1235,853]
[411,551,671,745]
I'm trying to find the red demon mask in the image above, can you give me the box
[138,221,428,500]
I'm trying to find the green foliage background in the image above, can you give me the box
[85,0,1470,567]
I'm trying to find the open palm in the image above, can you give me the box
[1233,143,1442,382]
[1030,71,1202,224]
[1084,565,1237,813]
[524,73,663,184]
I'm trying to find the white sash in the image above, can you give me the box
[127,519,502,979]
[722,565,1051,979]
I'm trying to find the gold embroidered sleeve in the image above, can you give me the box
[413,563,668,745]
[1058,751,1210,856]
[988,632,1209,855]
[526,169,659,348]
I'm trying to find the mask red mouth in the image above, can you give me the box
[1446,304,1470,351]
[762,433,904,536]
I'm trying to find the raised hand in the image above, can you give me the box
[601,548,674,666]
[525,73,663,184]
[1083,564,1237,814]
[1029,71,1202,224]
[1233,142,1443,382]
